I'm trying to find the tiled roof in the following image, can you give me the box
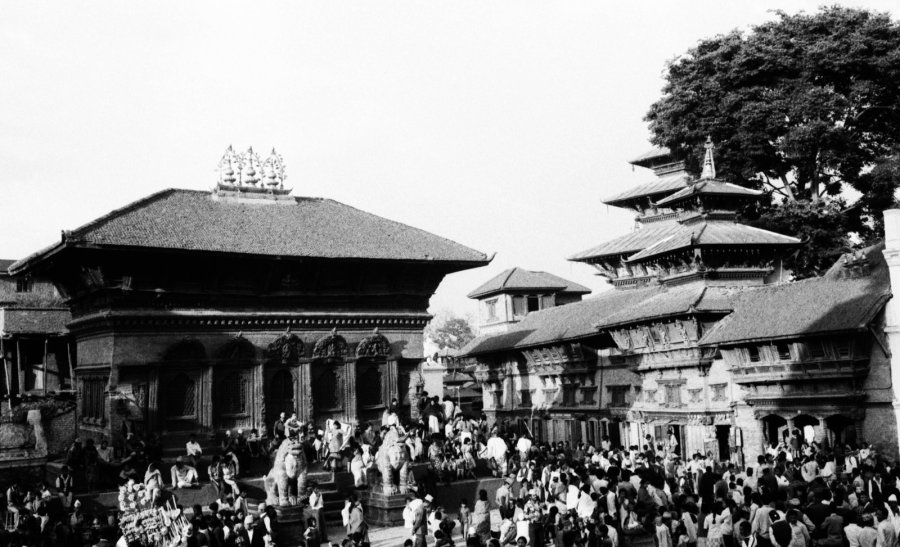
[467,267,591,299]
[629,147,672,167]
[626,221,800,262]
[655,180,762,208]
[0,308,70,334]
[700,242,889,345]
[460,283,739,356]
[568,224,679,262]
[603,173,690,207]
[11,189,489,272]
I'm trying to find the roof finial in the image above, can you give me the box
[700,136,716,180]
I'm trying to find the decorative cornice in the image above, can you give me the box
[66,311,431,335]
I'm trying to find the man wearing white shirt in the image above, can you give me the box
[486,431,509,477]
[186,435,203,468]
[516,435,533,460]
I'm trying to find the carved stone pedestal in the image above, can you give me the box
[361,491,408,527]
[274,505,306,547]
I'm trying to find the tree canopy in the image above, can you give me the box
[425,311,476,352]
[646,6,900,277]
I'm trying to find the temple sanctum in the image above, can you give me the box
[9,146,490,447]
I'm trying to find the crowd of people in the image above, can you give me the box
[0,391,895,547]
[398,422,898,547]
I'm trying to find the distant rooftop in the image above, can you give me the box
[467,267,591,299]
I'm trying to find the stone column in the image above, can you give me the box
[883,209,900,460]
[344,358,357,425]
[203,364,214,433]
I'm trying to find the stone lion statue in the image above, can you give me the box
[265,438,308,506]
[375,426,411,495]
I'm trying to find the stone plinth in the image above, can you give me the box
[362,491,408,527]
[274,504,306,547]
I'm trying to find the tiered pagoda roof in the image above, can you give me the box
[570,138,800,288]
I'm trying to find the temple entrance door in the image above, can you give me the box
[311,360,344,424]
[716,425,731,461]
[267,369,296,428]
[215,368,254,432]
[762,415,787,448]
[161,370,202,432]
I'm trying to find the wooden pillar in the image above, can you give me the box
[67,340,75,390]
[16,338,24,395]
[254,360,265,433]
[344,358,357,425]
[386,359,399,405]
[203,363,215,434]
[297,360,313,425]
[1,338,9,412]
[147,366,159,433]
[42,339,48,396]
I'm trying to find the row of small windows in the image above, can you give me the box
[743,337,854,364]
[485,295,554,322]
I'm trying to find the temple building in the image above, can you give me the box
[461,140,900,463]
[9,146,490,448]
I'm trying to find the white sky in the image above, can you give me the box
[1,1,896,323]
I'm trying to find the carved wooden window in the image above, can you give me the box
[581,387,597,406]
[776,343,791,361]
[711,383,728,402]
[485,299,498,321]
[808,339,826,359]
[519,389,532,408]
[166,373,196,418]
[608,385,628,407]
[82,377,106,421]
[313,366,340,410]
[512,296,526,316]
[15,277,33,293]
[562,384,577,406]
[664,384,681,407]
[834,338,852,359]
[220,373,247,415]
[747,346,761,363]
[358,366,383,408]
[688,388,703,404]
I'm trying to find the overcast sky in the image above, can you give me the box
[1,1,896,323]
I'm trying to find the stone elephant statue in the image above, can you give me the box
[265,438,308,506]
[375,427,411,495]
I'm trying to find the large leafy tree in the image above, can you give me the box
[425,310,476,352]
[646,6,900,277]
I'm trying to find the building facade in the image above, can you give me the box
[462,142,900,463]
[10,147,489,447]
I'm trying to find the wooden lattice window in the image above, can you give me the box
[608,386,628,407]
[580,387,597,406]
[166,373,196,418]
[82,377,106,421]
[220,373,247,414]
[562,384,577,406]
[358,366,383,408]
[711,383,728,402]
[664,384,682,407]
[519,389,532,408]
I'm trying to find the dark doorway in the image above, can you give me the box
[716,425,731,461]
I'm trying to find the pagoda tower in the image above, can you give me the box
[570,139,800,288]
